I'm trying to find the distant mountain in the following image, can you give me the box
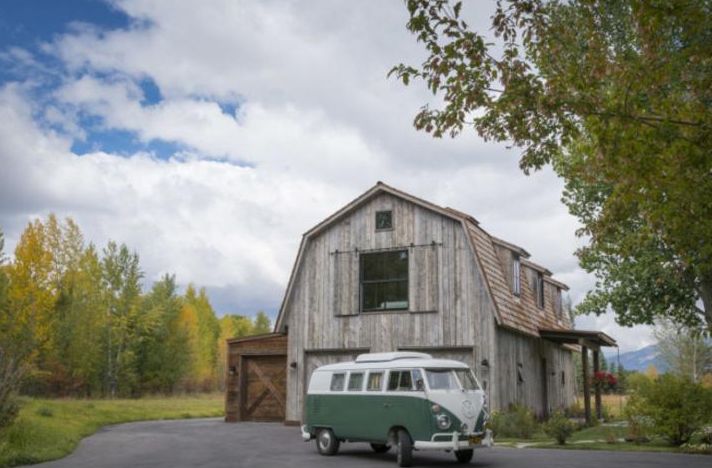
[604,344,668,373]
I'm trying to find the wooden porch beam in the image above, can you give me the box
[593,349,602,421]
[582,345,591,425]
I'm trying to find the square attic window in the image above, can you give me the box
[375,210,393,230]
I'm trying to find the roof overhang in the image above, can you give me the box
[539,328,617,349]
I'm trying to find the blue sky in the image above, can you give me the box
[0,0,655,351]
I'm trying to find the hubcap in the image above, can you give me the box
[319,431,331,449]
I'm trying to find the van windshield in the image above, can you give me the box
[425,368,481,391]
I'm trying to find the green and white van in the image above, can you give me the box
[301,352,493,466]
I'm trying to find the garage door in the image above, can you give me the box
[242,354,287,421]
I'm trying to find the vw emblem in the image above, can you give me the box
[462,400,476,418]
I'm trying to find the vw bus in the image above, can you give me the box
[301,352,492,467]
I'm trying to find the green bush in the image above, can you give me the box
[626,374,712,446]
[35,407,54,418]
[542,411,575,445]
[489,405,538,439]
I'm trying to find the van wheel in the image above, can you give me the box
[395,430,413,467]
[370,443,390,453]
[455,449,473,463]
[316,428,339,456]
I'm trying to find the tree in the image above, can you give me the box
[253,311,272,335]
[654,319,712,383]
[101,241,143,397]
[0,229,23,431]
[215,314,254,391]
[392,0,712,330]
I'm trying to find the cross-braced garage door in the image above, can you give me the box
[241,354,287,421]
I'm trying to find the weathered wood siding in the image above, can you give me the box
[283,193,499,422]
[494,327,575,417]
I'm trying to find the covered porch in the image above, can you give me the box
[539,328,617,425]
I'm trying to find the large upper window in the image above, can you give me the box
[360,250,408,311]
[512,254,521,296]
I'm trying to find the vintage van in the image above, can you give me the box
[301,352,493,466]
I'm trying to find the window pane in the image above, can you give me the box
[362,251,408,281]
[376,210,393,230]
[454,369,480,390]
[387,371,400,391]
[412,369,425,391]
[348,372,364,391]
[425,369,460,390]
[330,373,345,391]
[399,370,413,390]
[367,372,383,391]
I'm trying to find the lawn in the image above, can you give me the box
[0,394,224,467]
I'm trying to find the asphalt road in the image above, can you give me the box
[32,418,709,468]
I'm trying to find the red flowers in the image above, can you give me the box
[592,371,617,390]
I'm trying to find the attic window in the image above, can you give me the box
[375,210,393,230]
[536,272,545,309]
[512,254,521,296]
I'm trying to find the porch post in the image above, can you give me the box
[593,349,602,421]
[582,345,591,425]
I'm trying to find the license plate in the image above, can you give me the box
[468,435,482,444]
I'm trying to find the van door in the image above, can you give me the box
[385,369,430,442]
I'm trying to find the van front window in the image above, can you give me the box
[425,369,460,390]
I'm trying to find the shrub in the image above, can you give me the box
[489,405,538,439]
[542,411,575,445]
[625,374,712,446]
[0,349,24,433]
[35,407,54,418]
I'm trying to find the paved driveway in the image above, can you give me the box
[33,418,708,468]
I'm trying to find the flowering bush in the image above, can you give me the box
[592,371,618,393]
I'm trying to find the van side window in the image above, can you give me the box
[367,372,383,391]
[348,372,364,391]
[412,369,425,391]
[387,370,414,391]
[330,373,346,391]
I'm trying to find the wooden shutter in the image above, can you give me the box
[409,244,439,312]
[332,251,359,316]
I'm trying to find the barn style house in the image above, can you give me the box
[225,182,615,425]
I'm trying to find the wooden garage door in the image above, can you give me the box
[242,354,287,421]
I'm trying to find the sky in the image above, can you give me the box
[0,0,655,352]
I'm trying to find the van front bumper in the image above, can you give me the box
[414,429,493,451]
[301,425,312,441]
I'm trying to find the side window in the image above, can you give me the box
[412,369,425,391]
[348,372,364,391]
[387,371,400,391]
[330,373,346,391]
[367,371,384,391]
[387,370,415,391]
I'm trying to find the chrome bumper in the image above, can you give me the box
[301,425,312,441]
[414,429,493,451]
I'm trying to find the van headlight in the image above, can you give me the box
[436,414,451,430]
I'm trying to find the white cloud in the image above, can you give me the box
[0,0,654,349]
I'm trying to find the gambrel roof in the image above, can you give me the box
[274,182,573,338]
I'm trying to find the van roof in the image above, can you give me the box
[315,357,470,372]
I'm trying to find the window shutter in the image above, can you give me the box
[332,251,359,316]
[409,244,439,312]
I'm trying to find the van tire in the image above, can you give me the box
[455,449,474,463]
[395,430,413,467]
[370,443,390,453]
[316,428,339,456]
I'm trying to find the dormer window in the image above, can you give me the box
[512,254,521,296]
[375,210,393,231]
[536,272,545,309]
[556,287,563,318]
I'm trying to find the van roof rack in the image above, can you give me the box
[355,352,432,363]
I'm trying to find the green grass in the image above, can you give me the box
[495,423,705,454]
[0,394,224,467]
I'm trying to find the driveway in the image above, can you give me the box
[33,418,708,468]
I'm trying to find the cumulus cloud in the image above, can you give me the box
[0,0,653,349]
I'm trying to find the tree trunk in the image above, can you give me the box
[699,276,712,332]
